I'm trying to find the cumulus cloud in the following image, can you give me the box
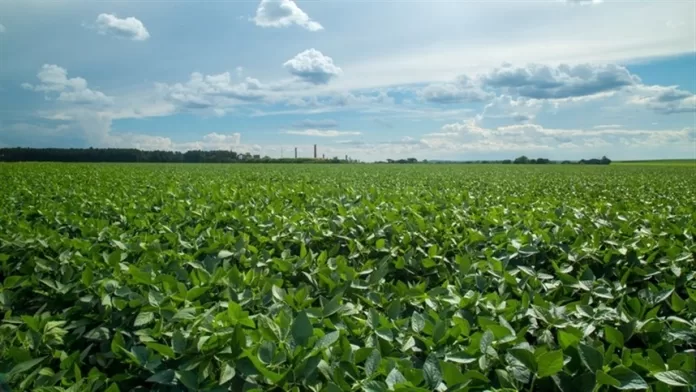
[95,13,150,41]
[292,119,338,129]
[629,85,696,114]
[421,76,492,103]
[480,63,640,99]
[22,64,112,105]
[563,0,602,4]
[253,0,323,31]
[284,129,361,137]
[157,72,277,112]
[478,95,543,123]
[284,49,342,85]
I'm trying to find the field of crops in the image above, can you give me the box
[0,163,695,392]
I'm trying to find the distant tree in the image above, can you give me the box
[600,156,611,165]
[514,155,529,164]
[502,159,512,164]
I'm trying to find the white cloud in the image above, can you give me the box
[22,64,113,105]
[593,124,622,129]
[478,95,543,123]
[284,129,361,137]
[284,49,342,85]
[175,132,242,151]
[253,0,323,31]
[628,85,696,114]
[427,120,694,154]
[421,76,492,103]
[95,13,150,41]
[480,63,640,99]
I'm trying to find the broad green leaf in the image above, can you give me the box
[292,311,313,347]
[557,329,580,350]
[509,348,537,373]
[411,311,425,333]
[423,353,442,389]
[315,331,340,350]
[219,363,236,385]
[536,350,564,378]
[134,312,155,327]
[147,369,176,385]
[8,356,46,376]
[608,366,648,390]
[365,349,381,377]
[386,368,407,389]
[604,326,624,347]
[146,342,176,359]
[578,344,603,373]
[653,370,695,387]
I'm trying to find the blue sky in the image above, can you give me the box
[0,0,694,161]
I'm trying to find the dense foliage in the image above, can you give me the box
[0,163,694,392]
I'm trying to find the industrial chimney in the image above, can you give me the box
[314,144,317,159]
[295,147,297,159]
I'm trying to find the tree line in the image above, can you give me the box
[0,148,354,164]
[378,156,612,164]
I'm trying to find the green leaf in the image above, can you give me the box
[134,311,155,327]
[480,330,494,354]
[315,331,340,351]
[291,310,313,347]
[411,311,425,333]
[608,366,648,390]
[536,350,564,378]
[82,267,93,286]
[363,381,388,392]
[147,369,176,385]
[186,286,209,301]
[219,363,236,385]
[578,344,603,373]
[146,342,176,359]
[653,370,695,387]
[258,341,275,364]
[176,370,198,389]
[8,356,46,376]
[218,250,234,259]
[172,308,196,321]
[104,383,120,392]
[365,349,381,377]
[386,368,407,389]
[604,326,624,347]
[509,348,537,373]
[111,332,125,356]
[557,329,580,350]
[423,353,442,389]
[323,295,342,317]
[645,349,665,372]
[597,370,620,387]
[172,330,187,354]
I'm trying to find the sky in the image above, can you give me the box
[0,0,695,162]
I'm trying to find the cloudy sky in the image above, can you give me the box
[1,0,694,161]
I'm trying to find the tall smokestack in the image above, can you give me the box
[294,147,297,159]
[345,154,348,161]
[314,144,317,159]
